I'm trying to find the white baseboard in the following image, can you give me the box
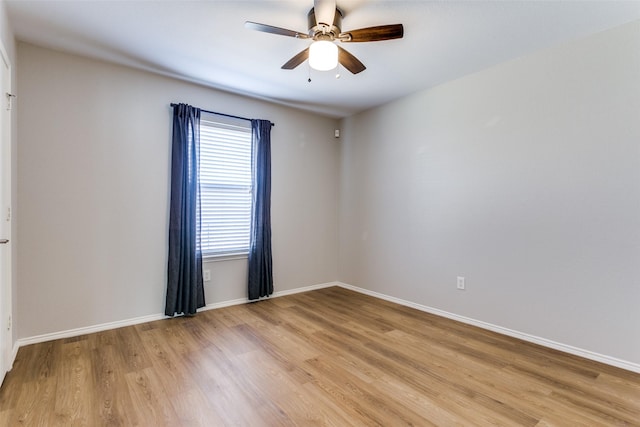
[271,281,338,297]
[3,340,20,381]
[14,281,339,352]
[14,280,638,374]
[201,281,338,311]
[17,312,167,348]
[337,282,640,374]
[9,340,19,370]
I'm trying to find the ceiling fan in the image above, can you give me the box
[245,0,404,74]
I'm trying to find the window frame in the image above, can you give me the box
[198,116,253,260]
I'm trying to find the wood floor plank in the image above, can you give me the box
[304,354,436,426]
[139,327,224,426]
[51,339,96,426]
[114,327,152,373]
[9,377,57,426]
[183,346,263,426]
[351,322,547,423]
[89,344,133,426]
[188,342,294,426]
[1,286,638,426]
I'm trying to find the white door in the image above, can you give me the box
[0,40,13,382]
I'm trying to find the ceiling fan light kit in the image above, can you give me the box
[245,0,403,75]
[309,40,338,71]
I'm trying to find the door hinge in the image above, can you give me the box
[6,93,16,111]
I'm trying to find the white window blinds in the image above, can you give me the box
[199,118,252,256]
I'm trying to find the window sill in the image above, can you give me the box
[203,253,248,263]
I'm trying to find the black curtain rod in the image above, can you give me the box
[170,103,274,127]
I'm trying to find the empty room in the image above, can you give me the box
[0,0,639,425]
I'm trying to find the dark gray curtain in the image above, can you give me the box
[248,119,273,300]
[165,103,205,316]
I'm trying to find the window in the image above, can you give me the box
[199,117,252,257]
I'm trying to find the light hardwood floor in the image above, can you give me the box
[0,286,638,426]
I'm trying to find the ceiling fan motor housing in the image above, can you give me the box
[307,8,343,39]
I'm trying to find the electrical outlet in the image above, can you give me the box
[203,270,211,282]
[457,276,465,290]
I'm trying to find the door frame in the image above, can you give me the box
[0,37,13,382]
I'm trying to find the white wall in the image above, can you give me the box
[339,21,640,365]
[17,43,339,338]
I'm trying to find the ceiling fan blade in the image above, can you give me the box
[340,24,404,42]
[314,0,337,26]
[281,48,310,70]
[245,21,309,39]
[338,46,366,74]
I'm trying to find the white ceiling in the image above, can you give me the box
[6,0,640,118]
